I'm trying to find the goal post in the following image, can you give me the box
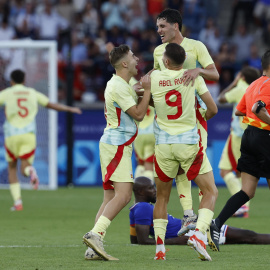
[0,40,58,190]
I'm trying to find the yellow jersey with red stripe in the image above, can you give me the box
[0,84,49,138]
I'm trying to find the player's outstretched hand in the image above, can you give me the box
[182,68,200,86]
[70,107,82,114]
[140,75,151,91]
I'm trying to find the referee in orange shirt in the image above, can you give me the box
[207,50,270,252]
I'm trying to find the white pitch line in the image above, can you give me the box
[0,245,81,248]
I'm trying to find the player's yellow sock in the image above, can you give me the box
[24,166,31,177]
[196,208,214,234]
[224,172,241,195]
[134,165,145,178]
[92,215,111,239]
[237,177,250,207]
[10,182,21,203]
[175,174,193,212]
[143,170,154,181]
[153,219,168,253]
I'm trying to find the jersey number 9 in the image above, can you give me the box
[165,90,182,120]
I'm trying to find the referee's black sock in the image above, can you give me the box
[215,190,250,230]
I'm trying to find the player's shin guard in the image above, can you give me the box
[196,208,214,234]
[175,174,193,212]
[153,219,168,253]
[92,215,111,239]
[224,172,241,195]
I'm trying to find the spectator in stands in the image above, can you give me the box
[56,0,74,24]
[246,43,262,71]
[0,16,16,40]
[126,0,147,34]
[227,0,256,36]
[35,0,69,40]
[198,17,223,56]
[15,1,37,39]
[232,24,255,64]
[82,1,100,37]
[253,0,270,26]
[100,0,127,31]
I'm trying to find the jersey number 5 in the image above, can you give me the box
[165,90,182,120]
[17,98,29,118]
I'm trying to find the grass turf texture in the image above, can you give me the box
[0,187,269,270]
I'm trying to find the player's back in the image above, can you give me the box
[151,69,208,137]
[0,84,42,129]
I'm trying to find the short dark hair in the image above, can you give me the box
[261,50,270,71]
[10,69,25,83]
[241,66,260,85]
[164,43,185,66]
[109,44,130,69]
[157,8,182,31]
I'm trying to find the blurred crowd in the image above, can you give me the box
[0,0,269,103]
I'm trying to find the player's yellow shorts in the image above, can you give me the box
[99,142,134,190]
[134,133,155,163]
[5,133,36,163]
[218,133,241,172]
[154,143,204,182]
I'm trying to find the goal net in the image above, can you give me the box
[0,40,57,190]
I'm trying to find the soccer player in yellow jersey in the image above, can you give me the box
[134,106,155,180]
[218,67,260,218]
[154,8,220,235]
[0,69,82,211]
[151,43,218,261]
[82,45,152,261]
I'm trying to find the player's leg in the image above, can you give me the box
[176,170,197,235]
[153,144,178,260]
[83,142,133,260]
[134,135,145,178]
[5,136,22,211]
[153,177,172,260]
[219,134,249,217]
[225,226,270,244]
[19,133,38,189]
[8,160,23,211]
[141,134,155,180]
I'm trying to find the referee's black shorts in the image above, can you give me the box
[237,125,270,179]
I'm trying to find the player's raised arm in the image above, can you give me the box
[46,102,82,114]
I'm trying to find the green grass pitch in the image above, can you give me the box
[0,186,269,270]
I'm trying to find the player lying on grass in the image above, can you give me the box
[85,176,270,260]
[129,177,270,246]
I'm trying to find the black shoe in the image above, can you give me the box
[207,220,220,251]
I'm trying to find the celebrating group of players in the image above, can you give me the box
[2,7,270,263]
[82,8,270,261]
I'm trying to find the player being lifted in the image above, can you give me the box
[217,67,260,218]
[150,43,218,261]
[0,69,82,211]
[153,8,220,234]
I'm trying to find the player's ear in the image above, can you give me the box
[122,61,128,68]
